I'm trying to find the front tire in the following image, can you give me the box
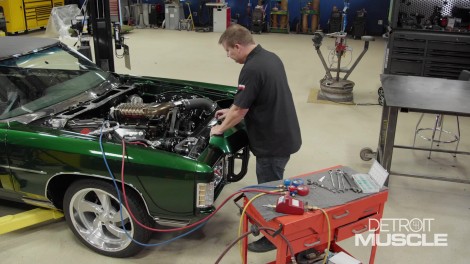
[63,179,152,258]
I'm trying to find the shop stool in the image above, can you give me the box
[413,114,460,159]
[413,70,470,159]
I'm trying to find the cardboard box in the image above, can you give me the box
[328,252,362,264]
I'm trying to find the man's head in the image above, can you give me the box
[219,24,256,64]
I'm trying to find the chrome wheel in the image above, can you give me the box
[69,188,133,252]
[64,179,152,257]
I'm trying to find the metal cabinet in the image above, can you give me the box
[0,0,27,34]
[164,3,183,30]
[386,31,470,79]
[0,0,63,34]
[385,0,470,80]
[213,6,230,33]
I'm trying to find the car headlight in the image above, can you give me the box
[196,157,227,208]
[196,182,215,208]
[212,156,227,187]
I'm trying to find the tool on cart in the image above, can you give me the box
[340,172,346,192]
[337,169,361,193]
[351,160,389,193]
[283,178,309,196]
[336,170,344,192]
[328,170,336,189]
[307,179,337,193]
[263,194,305,215]
[306,169,363,194]
[311,0,375,102]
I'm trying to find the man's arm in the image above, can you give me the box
[210,104,248,136]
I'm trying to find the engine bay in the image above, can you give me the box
[44,83,219,159]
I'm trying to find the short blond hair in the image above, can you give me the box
[218,24,255,48]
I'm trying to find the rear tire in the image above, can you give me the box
[63,179,153,258]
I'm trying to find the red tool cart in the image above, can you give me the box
[240,166,389,264]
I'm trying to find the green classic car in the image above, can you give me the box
[0,37,249,257]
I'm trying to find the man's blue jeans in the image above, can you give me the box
[256,156,290,184]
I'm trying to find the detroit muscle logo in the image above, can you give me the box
[355,218,448,247]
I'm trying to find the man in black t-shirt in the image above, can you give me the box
[210,24,302,252]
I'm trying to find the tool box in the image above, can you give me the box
[352,160,389,193]
[0,0,64,34]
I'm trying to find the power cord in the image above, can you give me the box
[238,192,265,262]
[234,195,331,264]
[215,225,297,264]
[306,206,331,264]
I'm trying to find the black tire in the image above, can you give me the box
[378,95,385,106]
[63,179,153,258]
[378,86,385,106]
[378,86,384,97]
[360,147,374,161]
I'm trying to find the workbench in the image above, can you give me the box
[377,74,470,184]
[240,166,389,264]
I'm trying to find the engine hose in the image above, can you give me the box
[173,137,195,154]
[179,98,217,113]
[88,123,119,135]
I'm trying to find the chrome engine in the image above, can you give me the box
[45,88,218,158]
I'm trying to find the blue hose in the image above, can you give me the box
[99,121,206,247]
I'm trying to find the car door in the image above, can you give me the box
[0,123,8,180]
[0,122,22,201]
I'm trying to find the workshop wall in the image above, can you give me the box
[84,0,390,35]
[315,0,391,35]
[224,0,391,35]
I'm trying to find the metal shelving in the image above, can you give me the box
[268,0,289,33]
[385,0,470,80]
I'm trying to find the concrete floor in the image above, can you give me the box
[1,28,469,264]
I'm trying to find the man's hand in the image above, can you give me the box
[210,125,224,136]
[210,109,228,137]
[215,109,229,120]
[210,105,248,137]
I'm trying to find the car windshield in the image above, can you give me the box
[0,45,114,119]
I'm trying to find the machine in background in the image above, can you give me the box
[312,0,374,102]
[378,0,470,105]
[0,0,64,35]
[299,0,320,34]
[71,0,129,72]
[250,0,267,34]
[351,8,366,39]
[385,0,470,79]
